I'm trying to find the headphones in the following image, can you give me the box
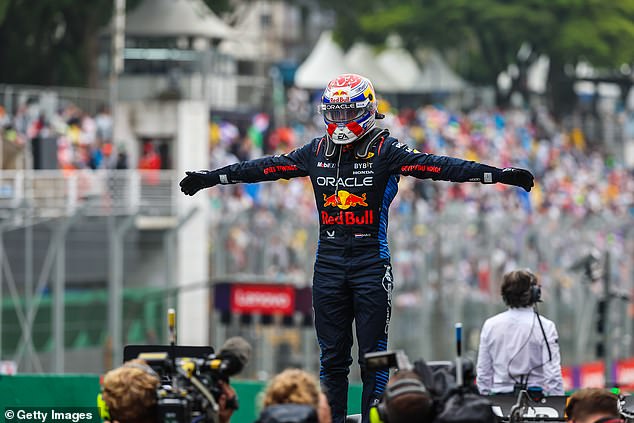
[529,282,541,305]
[528,273,541,305]
[369,377,429,423]
[96,392,111,421]
[97,361,160,421]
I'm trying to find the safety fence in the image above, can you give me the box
[0,170,631,382]
[0,84,108,116]
[0,169,177,218]
[209,186,634,369]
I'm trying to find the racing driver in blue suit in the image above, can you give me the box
[180,74,534,423]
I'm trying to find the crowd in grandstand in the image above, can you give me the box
[1,92,633,290]
[204,96,633,291]
[208,101,633,221]
[0,100,128,170]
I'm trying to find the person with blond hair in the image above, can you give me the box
[101,358,236,423]
[101,359,161,423]
[258,368,332,423]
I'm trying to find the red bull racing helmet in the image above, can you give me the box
[320,73,378,145]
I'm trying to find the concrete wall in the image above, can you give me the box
[113,99,211,345]
[117,73,238,109]
[176,101,210,345]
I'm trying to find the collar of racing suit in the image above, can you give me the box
[324,127,389,160]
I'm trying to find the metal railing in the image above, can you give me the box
[209,190,634,366]
[0,84,108,115]
[0,169,178,218]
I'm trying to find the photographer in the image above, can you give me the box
[101,359,160,423]
[565,388,624,423]
[257,368,332,423]
[363,349,495,423]
[100,358,237,423]
[371,369,434,423]
[476,269,564,396]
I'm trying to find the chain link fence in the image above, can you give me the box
[209,183,634,372]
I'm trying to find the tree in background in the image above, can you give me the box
[0,0,139,87]
[321,0,634,116]
[0,0,231,88]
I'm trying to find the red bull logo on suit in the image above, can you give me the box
[323,190,368,210]
[321,190,372,225]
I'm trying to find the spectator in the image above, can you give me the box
[257,368,331,423]
[476,269,564,396]
[95,104,113,144]
[101,359,160,423]
[139,141,161,184]
[370,369,433,423]
[101,358,236,423]
[565,388,624,423]
[115,145,129,169]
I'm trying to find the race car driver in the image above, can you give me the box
[180,73,535,423]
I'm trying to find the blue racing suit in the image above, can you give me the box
[180,128,533,423]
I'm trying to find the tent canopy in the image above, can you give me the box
[296,32,467,94]
[417,50,467,93]
[294,31,350,90]
[376,46,427,94]
[344,43,399,93]
[125,0,234,40]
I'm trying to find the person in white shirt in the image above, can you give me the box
[476,269,564,396]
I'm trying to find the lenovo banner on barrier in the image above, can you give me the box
[616,357,634,390]
[561,366,574,392]
[214,282,312,318]
[579,361,605,388]
[229,284,295,316]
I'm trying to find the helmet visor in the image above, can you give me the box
[321,100,371,123]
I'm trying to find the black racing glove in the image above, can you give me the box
[179,170,221,196]
[498,167,534,192]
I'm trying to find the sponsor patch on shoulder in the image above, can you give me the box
[317,161,336,168]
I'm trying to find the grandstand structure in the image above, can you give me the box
[0,0,328,375]
[0,97,209,373]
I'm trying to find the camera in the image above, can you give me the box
[100,310,249,423]
[365,350,415,372]
[364,349,497,423]
[123,338,250,423]
[365,349,478,396]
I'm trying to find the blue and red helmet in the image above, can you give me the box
[320,73,378,145]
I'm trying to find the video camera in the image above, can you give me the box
[359,323,497,423]
[120,310,251,423]
[364,349,575,423]
[128,343,246,423]
[363,349,494,423]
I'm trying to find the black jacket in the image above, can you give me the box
[202,129,507,262]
